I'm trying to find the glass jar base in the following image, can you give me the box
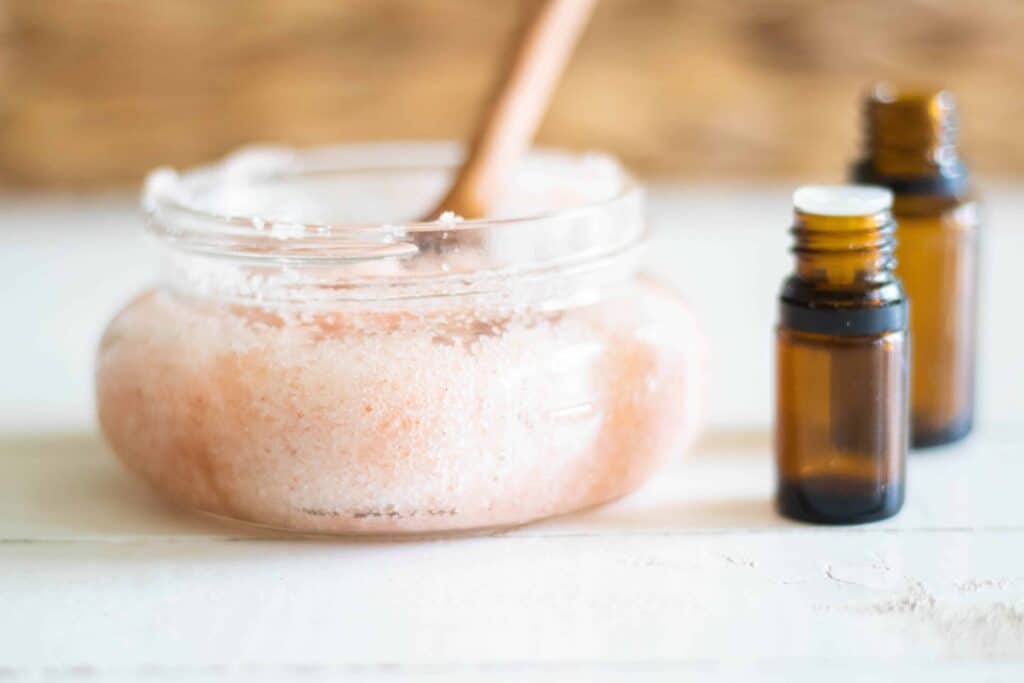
[194,492,635,540]
[776,477,904,525]
[200,510,533,541]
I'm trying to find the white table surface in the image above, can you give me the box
[1,184,1022,681]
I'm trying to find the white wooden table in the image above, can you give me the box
[2,185,1023,681]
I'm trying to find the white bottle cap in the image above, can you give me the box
[793,185,893,216]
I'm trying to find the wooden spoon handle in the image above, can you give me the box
[426,0,597,220]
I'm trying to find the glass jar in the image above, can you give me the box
[95,143,705,536]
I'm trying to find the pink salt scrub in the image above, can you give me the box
[95,144,706,535]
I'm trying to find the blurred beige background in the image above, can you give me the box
[2,0,1023,187]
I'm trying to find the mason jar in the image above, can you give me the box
[96,143,705,536]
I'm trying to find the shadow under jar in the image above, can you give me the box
[95,143,705,536]
[775,185,908,525]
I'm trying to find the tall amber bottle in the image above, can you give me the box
[852,84,980,447]
[776,186,908,524]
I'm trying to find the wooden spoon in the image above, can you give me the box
[424,0,598,222]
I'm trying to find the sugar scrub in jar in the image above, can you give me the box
[95,143,705,536]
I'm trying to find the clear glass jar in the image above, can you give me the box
[95,143,705,536]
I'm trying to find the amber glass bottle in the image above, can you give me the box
[775,186,908,524]
[852,84,979,448]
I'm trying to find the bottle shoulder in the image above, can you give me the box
[781,275,906,309]
[778,325,907,347]
[892,193,978,220]
[779,276,907,336]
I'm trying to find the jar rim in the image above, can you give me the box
[143,142,643,262]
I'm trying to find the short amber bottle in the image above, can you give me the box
[775,186,908,524]
[852,84,980,448]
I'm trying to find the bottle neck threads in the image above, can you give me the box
[853,84,967,195]
[782,185,906,336]
[792,210,896,286]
